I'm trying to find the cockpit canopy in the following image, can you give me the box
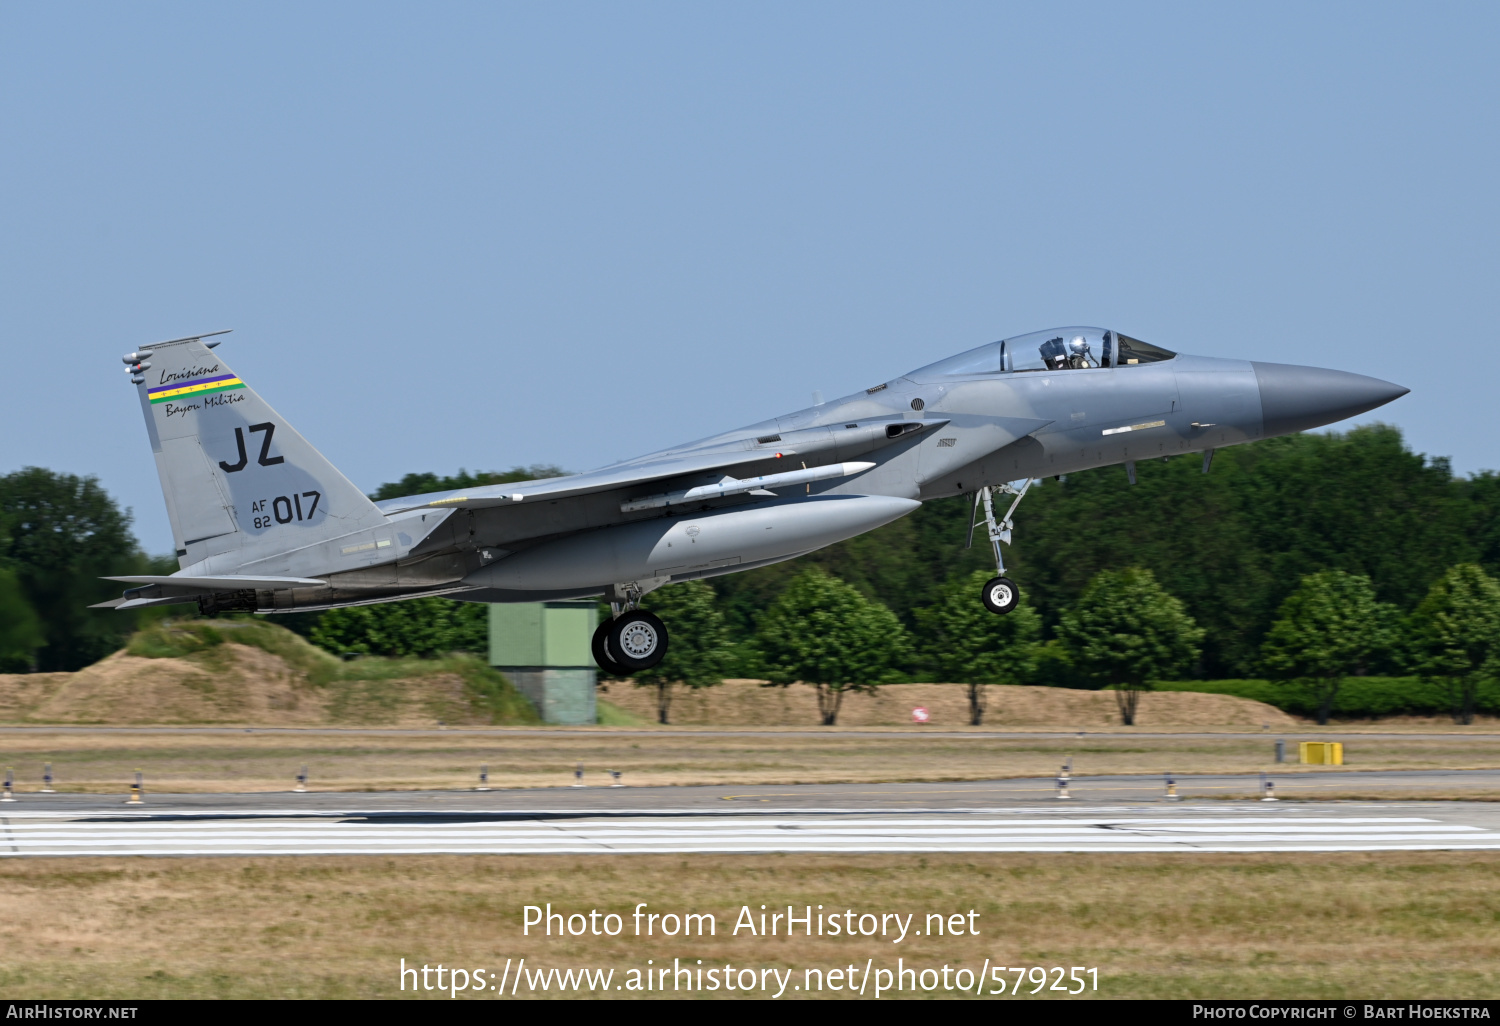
[910,327,1176,380]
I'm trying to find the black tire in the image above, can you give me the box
[980,576,1019,615]
[606,610,669,671]
[591,619,631,677]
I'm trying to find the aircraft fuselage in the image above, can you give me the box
[106,328,1407,617]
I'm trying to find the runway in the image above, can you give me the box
[2,803,1499,856]
[4,772,1500,856]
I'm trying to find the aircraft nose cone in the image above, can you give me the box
[1251,362,1410,437]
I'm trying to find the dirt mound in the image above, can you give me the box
[599,680,1297,728]
[0,620,537,727]
[1,618,1291,730]
[13,645,325,725]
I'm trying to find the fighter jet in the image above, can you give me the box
[100,327,1407,675]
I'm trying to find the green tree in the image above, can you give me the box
[1056,567,1204,726]
[0,567,44,672]
[1470,470,1500,576]
[631,581,733,724]
[914,569,1041,725]
[1407,564,1500,725]
[1009,425,1472,676]
[0,468,155,670]
[1260,570,1396,725]
[309,597,487,657]
[758,568,908,725]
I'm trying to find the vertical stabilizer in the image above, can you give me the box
[129,334,387,571]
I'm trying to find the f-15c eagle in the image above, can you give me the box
[99,328,1406,675]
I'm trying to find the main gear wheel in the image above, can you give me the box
[591,619,631,677]
[606,610,668,671]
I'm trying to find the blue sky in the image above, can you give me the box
[3,2,1496,554]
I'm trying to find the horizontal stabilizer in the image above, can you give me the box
[105,574,330,591]
[89,595,203,611]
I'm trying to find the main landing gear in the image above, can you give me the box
[592,587,670,676]
[968,479,1034,616]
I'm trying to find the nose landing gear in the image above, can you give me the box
[968,479,1033,615]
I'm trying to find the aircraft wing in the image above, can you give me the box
[376,448,794,513]
[371,423,942,514]
[371,414,1058,515]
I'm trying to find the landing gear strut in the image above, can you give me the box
[968,479,1033,615]
[592,586,670,675]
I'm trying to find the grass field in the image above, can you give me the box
[0,726,1497,795]
[0,852,1495,999]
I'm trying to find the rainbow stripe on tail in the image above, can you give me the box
[147,372,245,404]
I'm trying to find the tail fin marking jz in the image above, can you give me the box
[133,335,388,572]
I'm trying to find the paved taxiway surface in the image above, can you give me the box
[3,775,1500,857]
[2,768,1497,816]
[2,726,1496,741]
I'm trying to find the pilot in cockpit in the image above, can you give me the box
[1039,335,1097,370]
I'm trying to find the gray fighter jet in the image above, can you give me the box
[100,327,1406,674]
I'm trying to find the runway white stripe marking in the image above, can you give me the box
[8,833,1490,848]
[0,815,1448,829]
[2,809,1499,856]
[0,822,1433,828]
[0,822,1476,840]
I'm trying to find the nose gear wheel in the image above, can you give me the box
[981,576,1019,615]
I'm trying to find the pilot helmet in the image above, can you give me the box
[1068,335,1092,361]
